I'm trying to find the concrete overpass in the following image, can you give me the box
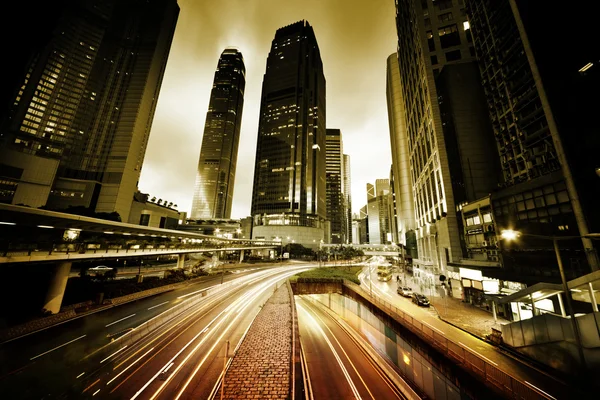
[0,204,279,313]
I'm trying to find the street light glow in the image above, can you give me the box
[500,229,520,241]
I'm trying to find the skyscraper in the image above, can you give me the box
[343,153,352,244]
[393,0,498,277]
[191,48,245,219]
[367,180,392,245]
[466,0,599,274]
[250,21,326,248]
[325,129,344,244]
[386,53,415,247]
[0,0,179,222]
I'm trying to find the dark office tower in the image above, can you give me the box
[191,48,245,220]
[393,0,498,277]
[250,21,326,248]
[325,129,344,244]
[343,154,352,244]
[0,0,179,222]
[466,0,599,273]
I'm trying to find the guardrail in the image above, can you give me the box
[342,280,554,400]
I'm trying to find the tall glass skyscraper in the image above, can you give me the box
[326,129,344,244]
[0,0,179,221]
[191,48,245,219]
[250,21,326,248]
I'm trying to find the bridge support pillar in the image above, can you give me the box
[239,250,244,263]
[177,254,186,269]
[43,261,72,314]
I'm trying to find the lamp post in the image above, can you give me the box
[500,229,599,370]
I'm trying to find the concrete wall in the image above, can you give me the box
[501,311,600,373]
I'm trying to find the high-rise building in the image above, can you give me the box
[367,179,392,245]
[393,0,498,280]
[250,21,326,249]
[325,129,345,244]
[359,206,369,244]
[465,0,599,276]
[386,53,415,247]
[0,0,179,222]
[343,154,352,244]
[191,48,245,219]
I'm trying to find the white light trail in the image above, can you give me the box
[100,345,128,363]
[105,314,136,327]
[106,347,155,386]
[30,335,87,360]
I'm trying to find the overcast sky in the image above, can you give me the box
[138,0,397,219]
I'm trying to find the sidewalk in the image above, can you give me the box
[397,274,508,340]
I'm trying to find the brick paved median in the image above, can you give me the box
[222,283,294,399]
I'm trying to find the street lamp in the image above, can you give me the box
[500,229,597,369]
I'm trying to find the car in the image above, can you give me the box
[397,286,413,297]
[89,265,113,271]
[412,293,430,307]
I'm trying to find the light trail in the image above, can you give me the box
[106,347,155,386]
[105,314,136,327]
[30,334,87,360]
[100,345,128,364]
[297,303,363,399]
[147,301,170,310]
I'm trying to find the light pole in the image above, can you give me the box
[500,229,600,370]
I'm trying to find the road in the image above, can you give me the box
[0,264,307,399]
[358,264,574,400]
[297,296,409,400]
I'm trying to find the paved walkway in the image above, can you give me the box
[222,283,294,399]
[397,274,508,340]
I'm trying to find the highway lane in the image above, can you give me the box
[297,296,408,400]
[0,263,300,399]
[74,266,311,399]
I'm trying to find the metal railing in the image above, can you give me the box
[343,280,555,400]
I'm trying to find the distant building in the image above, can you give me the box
[359,206,369,244]
[129,191,179,229]
[343,154,352,243]
[191,48,245,219]
[367,180,392,245]
[250,21,326,249]
[325,129,345,244]
[0,0,180,222]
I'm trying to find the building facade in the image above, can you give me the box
[343,154,352,244]
[250,21,326,249]
[466,0,599,277]
[0,0,180,222]
[393,0,500,282]
[191,48,245,219]
[325,129,345,244]
[367,180,392,245]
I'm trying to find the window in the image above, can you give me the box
[436,0,453,10]
[439,24,460,48]
[439,12,453,23]
[445,49,461,61]
[427,30,435,51]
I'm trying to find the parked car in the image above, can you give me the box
[412,293,430,307]
[89,265,113,272]
[397,286,413,297]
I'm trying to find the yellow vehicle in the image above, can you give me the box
[376,265,393,282]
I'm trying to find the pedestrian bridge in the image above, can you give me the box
[320,243,402,257]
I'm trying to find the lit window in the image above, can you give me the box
[463,21,470,30]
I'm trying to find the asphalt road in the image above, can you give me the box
[297,296,407,400]
[0,263,303,399]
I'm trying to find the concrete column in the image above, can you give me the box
[177,254,185,269]
[530,294,537,316]
[239,250,244,263]
[492,300,497,322]
[589,282,598,312]
[557,292,567,317]
[43,261,72,314]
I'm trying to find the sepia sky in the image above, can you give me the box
[138,0,397,219]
